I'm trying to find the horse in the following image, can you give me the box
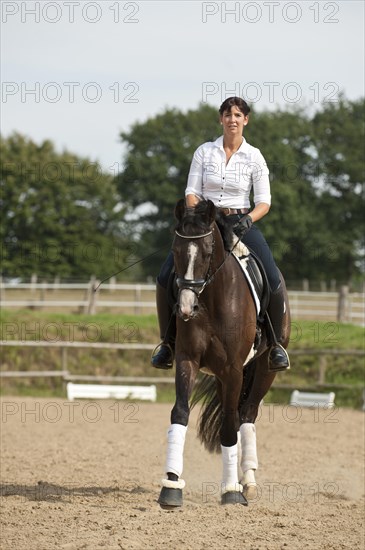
[158,198,291,508]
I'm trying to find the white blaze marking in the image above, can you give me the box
[180,242,198,316]
[185,242,198,280]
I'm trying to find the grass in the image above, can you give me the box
[1,310,364,407]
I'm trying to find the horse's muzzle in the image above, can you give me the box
[176,289,200,321]
[177,305,199,322]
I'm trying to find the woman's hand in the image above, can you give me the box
[233,215,253,238]
[185,194,200,208]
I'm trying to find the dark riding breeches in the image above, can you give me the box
[157,250,174,289]
[157,224,281,292]
[240,225,281,291]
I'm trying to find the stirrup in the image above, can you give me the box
[151,342,174,370]
[268,344,290,372]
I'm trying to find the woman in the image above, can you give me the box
[151,96,289,371]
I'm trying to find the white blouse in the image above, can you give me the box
[185,136,271,209]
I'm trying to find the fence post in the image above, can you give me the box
[0,275,4,303]
[109,276,116,292]
[40,281,47,306]
[53,275,60,291]
[84,276,95,314]
[337,285,349,322]
[318,355,327,384]
[61,347,68,371]
[31,273,37,293]
[135,284,141,314]
[87,277,99,315]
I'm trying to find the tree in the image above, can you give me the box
[117,104,321,282]
[117,99,364,285]
[244,107,322,282]
[116,104,221,277]
[0,133,132,280]
[311,97,365,283]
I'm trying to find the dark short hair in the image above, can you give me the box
[219,97,251,116]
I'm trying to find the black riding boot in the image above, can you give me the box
[151,280,175,369]
[266,283,290,372]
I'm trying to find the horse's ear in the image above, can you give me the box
[206,200,216,225]
[175,198,186,221]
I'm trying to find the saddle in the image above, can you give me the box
[230,236,271,323]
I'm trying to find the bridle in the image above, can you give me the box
[174,228,213,297]
[173,224,233,298]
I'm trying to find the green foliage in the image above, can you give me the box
[0,133,132,280]
[117,99,365,285]
[1,97,364,285]
[311,96,365,281]
[245,108,321,280]
[116,104,221,277]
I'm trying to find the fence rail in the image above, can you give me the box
[0,341,364,394]
[1,282,364,324]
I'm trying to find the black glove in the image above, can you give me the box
[233,214,253,238]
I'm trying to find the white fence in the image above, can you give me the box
[0,281,364,324]
[1,341,364,395]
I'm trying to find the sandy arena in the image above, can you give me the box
[0,397,364,550]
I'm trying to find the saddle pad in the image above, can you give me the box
[231,239,261,316]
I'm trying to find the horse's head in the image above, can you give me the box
[173,199,216,321]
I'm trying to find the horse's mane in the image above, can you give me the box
[215,210,234,251]
[175,200,234,251]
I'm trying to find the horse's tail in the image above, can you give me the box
[191,363,257,454]
[191,374,222,453]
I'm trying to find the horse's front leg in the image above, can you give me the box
[158,354,199,509]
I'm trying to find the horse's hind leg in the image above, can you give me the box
[238,353,277,499]
[238,423,259,500]
[239,352,276,424]
[158,357,199,509]
[220,369,248,506]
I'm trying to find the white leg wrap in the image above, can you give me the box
[221,444,243,494]
[165,423,187,477]
[236,431,242,479]
[241,469,256,486]
[240,423,258,472]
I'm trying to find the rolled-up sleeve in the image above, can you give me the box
[185,146,204,199]
[252,150,271,206]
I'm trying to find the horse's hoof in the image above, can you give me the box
[242,483,258,501]
[221,491,248,506]
[158,487,183,509]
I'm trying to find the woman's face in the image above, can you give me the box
[220,105,249,137]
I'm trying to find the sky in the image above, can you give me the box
[1,0,364,172]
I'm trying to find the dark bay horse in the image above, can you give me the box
[158,199,290,508]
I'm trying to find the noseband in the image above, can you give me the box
[174,229,214,297]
